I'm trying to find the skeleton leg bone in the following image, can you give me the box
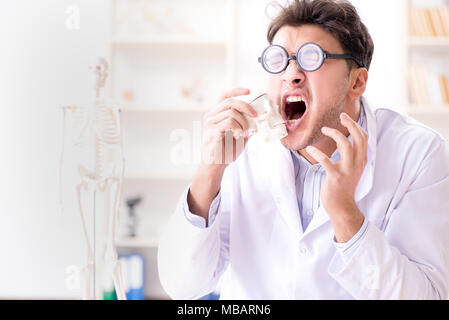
[76,181,95,300]
[109,177,127,300]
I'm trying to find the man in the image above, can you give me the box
[158,0,449,299]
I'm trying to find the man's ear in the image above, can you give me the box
[349,68,368,99]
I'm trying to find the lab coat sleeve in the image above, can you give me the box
[183,185,221,228]
[328,139,449,299]
[333,217,369,264]
[157,169,231,300]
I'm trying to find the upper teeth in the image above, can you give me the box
[286,96,304,103]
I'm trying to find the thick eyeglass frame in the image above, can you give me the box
[258,42,365,74]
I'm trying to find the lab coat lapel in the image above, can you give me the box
[302,97,377,238]
[266,141,303,238]
[354,97,377,203]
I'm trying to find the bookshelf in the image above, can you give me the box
[406,0,449,117]
[408,37,449,47]
[116,236,159,248]
[111,34,228,47]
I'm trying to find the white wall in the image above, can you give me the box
[351,0,408,112]
[0,0,110,298]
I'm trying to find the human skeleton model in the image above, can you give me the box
[60,58,127,300]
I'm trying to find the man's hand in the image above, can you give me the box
[201,87,257,170]
[188,88,257,224]
[306,112,368,243]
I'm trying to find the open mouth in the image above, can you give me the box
[283,95,308,130]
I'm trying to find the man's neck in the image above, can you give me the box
[297,99,362,165]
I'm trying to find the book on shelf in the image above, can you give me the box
[429,8,444,37]
[408,66,449,107]
[439,76,449,105]
[408,65,430,106]
[409,7,449,38]
[442,8,449,36]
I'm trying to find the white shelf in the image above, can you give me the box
[407,37,449,48]
[112,34,228,47]
[407,105,449,115]
[124,172,194,181]
[120,106,208,113]
[116,237,158,248]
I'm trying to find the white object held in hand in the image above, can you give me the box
[236,93,287,142]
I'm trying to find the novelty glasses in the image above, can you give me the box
[258,42,365,74]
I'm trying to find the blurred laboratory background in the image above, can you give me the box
[0,0,448,299]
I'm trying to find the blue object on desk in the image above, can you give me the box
[199,291,220,300]
[119,253,145,300]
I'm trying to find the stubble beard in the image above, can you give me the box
[281,96,346,152]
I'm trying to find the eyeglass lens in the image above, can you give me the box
[263,46,288,72]
[262,43,324,73]
[298,45,323,71]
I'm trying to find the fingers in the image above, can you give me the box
[204,89,259,140]
[339,113,368,167]
[321,126,353,169]
[218,87,251,103]
[207,107,250,132]
[200,89,255,166]
[209,98,257,119]
[319,113,368,170]
[215,117,244,137]
[208,87,257,118]
[305,146,334,173]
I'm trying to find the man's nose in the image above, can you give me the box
[282,59,306,87]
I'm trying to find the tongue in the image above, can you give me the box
[286,100,306,121]
[290,112,304,120]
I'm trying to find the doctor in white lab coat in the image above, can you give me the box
[157,0,449,300]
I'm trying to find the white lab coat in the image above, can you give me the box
[157,98,449,300]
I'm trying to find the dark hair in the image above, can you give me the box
[267,0,374,70]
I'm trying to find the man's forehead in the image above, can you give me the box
[272,24,342,52]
